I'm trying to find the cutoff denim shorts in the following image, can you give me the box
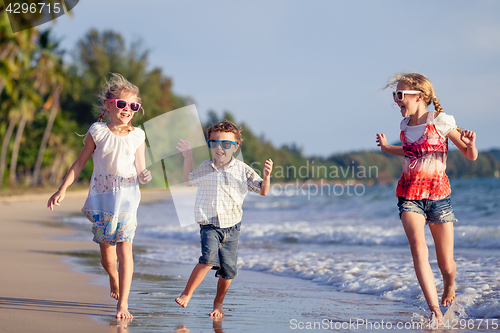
[199,222,241,279]
[397,195,457,224]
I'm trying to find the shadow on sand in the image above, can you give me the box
[0,297,114,316]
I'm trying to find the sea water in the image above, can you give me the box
[62,177,500,325]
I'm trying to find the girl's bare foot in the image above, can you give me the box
[429,305,443,325]
[110,275,119,300]
[441,282,455,306]
[116,303,133,319]
[175,294,192,308]
[209,302,225,318]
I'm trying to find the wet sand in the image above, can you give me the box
[0,189,168,333]
[111,261,424,332]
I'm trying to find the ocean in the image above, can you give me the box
[61,177,500,331]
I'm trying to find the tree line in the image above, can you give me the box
[1,17,189,188]
[1,15,499,190]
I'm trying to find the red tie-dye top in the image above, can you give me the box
[396,112,451,200]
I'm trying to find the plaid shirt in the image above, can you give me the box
[188,158,263,228]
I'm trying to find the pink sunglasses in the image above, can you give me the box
[107,99,141,112]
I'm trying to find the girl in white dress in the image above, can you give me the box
[48,73,152,319]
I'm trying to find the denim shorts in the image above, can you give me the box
[397,195,457,224]
[199,222,241,279]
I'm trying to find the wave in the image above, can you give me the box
[136,244,500,320]
[135,221,500,249]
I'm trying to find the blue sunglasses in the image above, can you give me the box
[207,139,238,149]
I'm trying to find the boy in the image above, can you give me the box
[175,120,273,317]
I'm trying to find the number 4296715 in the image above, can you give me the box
[6,2,61,14]
[442,318,498,330]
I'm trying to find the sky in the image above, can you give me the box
[43,0,500,156]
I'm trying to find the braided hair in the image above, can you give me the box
[385,72,461,133]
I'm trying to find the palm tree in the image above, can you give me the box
[0,14,17,96]
[45,114,81,186]
[0,22,38,187]
[7,76,42,186]
[1,6,75,187]
[31,29,78,186]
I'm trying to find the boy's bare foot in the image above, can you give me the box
[110,276,119,300]
[209,302,225,318]
[175,294,192,308]
[441,282,455,306]
[116,303,133,319]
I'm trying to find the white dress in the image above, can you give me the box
[81,122,145,245]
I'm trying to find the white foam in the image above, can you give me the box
[134,219,500,249]
[136,239,500,320]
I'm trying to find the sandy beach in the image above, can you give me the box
[1,188,461,333]
[0,189,168,333]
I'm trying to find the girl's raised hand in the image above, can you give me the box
[376,133,387,148]
[263,159,273,178]
[461,129,476,147]
[138,169,152,184]
[176,139,193,158]
[47,190,65,211]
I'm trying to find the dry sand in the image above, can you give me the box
[0,189,168,333]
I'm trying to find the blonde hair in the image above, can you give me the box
[96,73,143,133]
[386,72,461,132]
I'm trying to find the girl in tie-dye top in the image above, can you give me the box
[376,73,478,323]
[48,73,152,319]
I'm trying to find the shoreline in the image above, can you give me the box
[78,256,427,332]
[1,187,474,332]
[0,188,170,333]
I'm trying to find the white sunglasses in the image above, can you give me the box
[392,90,421,101]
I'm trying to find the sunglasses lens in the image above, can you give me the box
[207,140,218,148]
[116,100,127,108]
[397,91,403,100]
[130,103,140,111]
[221,141,232,149]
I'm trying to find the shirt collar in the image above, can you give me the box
[210,157,237,171]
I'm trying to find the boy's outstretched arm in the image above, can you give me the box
[376,133,404,156]
[176,139,194,186]
[260,159,273,196]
